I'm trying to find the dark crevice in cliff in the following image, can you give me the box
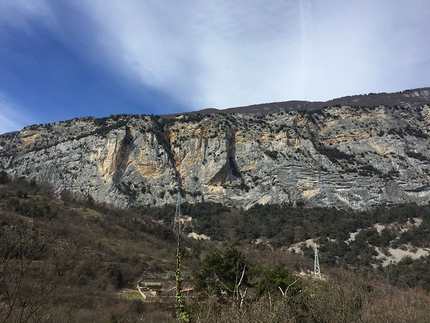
[209,131,241,185]
[112,126,135,185]
[150,116,183,189]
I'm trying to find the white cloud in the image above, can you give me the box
[0,93,35,134]
[1,0,429,115]
[0,0,56,32]
[66,0,303,108]
[303,0,430,100]
[73,0,430,107]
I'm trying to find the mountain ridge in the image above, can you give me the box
[1,88,430,209]
[174,87,430,116]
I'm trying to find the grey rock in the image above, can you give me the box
[1,104,429,210]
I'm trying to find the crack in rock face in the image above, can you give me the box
[1,103,429,209]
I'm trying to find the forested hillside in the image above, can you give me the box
[143,200,430,293]
[1,173,430,322]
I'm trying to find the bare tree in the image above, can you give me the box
[0,221,63,323]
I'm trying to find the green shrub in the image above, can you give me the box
[107,263,124,288]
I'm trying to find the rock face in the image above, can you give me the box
[1,98,430,209]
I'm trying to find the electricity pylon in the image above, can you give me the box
[173,192,189,322]
[174,192,181,233]
[313,243,321,277]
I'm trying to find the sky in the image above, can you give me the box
[1,0,430,134]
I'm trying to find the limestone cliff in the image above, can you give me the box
[1,96,430,209]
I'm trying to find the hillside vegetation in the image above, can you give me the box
[142,200,430,293]
[1,173,430,322]
[0,173,183,322]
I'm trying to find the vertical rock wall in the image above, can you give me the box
[1,105,429,209]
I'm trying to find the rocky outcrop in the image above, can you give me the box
[1,102,430,209]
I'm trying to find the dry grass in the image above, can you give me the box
[2,178,430,322]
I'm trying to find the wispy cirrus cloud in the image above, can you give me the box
[62,0,430,107]
[301,0,430,100]
[0,93,35,134]
[0,0,429,133]
[72,0,302,109]
[0,0,56,31]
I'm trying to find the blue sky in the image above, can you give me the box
[1,0,430,134]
